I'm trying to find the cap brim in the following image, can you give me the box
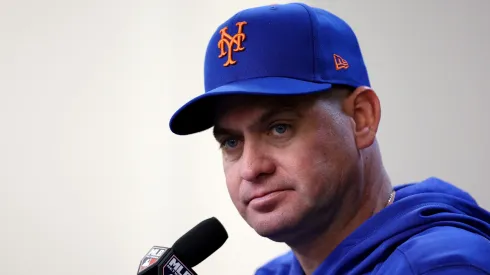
[169,77,333,135]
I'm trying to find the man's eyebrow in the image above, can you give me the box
[213,126,238,140]
[257,106,301,124]
[213,106,302,140]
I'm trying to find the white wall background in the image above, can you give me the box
[1,1,489,274]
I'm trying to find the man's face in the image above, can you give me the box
[213,92,362,243]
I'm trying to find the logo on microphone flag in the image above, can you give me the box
[138,246,168,273]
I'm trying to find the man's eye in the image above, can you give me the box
[221,138,240,149]
[270,124,290,135]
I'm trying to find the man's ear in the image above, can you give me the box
[342,86,381,149]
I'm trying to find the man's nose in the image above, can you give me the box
[239,141,276,182]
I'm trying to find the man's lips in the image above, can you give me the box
[245,189,292,204]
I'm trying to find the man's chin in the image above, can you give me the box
[246,212,301,243]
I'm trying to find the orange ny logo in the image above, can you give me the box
[218,21,247,67]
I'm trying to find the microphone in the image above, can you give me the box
[137,217,228,275]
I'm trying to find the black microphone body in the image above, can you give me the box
[137,217,228,275]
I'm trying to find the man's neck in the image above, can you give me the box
[290,165,392,275]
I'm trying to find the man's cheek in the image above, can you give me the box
[224,176,241,205]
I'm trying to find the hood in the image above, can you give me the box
[303,177,490,274]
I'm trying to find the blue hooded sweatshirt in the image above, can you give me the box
[255,177,490,275]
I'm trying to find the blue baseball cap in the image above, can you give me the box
[169,2,371,135]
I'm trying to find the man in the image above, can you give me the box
[168,3,490,275]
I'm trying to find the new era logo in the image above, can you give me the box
[333,54,349,70]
